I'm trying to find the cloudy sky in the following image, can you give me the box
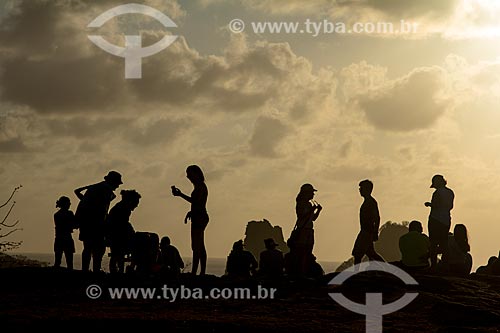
[2,0,500,269]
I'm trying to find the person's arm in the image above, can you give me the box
[171,186,192,203]
[69,211,78,230]
[176,248,184,269]
[312,203,322,221]
[373,201,380,240]
[74,185,91,200]
[425,191,437,207]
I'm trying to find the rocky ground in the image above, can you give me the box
[1,254,500,332]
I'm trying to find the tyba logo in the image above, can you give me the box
[87,3,178,79]
[329,262,419,333]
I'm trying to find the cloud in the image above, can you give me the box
[356,67,450,131]
[0,137,29,153]
[351,0,459,19]
[127,117,191,146]
[249,115,289,158]
[45,117,133,138]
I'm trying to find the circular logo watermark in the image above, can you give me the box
[229,19,245,33]
[86,284,103,299]
[328,262,419,333]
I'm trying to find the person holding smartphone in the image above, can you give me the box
[171,165,209,276]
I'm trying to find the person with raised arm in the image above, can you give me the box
[171,165,209,276]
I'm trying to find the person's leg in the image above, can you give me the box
[191,227,200,275]
[199,229,207,275]
[109,247,117,273]
[366,242,385,262]
[66,250,74,270]
[117,249,125,274]
[92,241,105,273]
[82,241,92,272]
[54,250,62,268]
[428,219,438,267]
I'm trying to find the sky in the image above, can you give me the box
[1,0,500,269]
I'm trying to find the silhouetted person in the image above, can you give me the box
[425,174,454,268]
[53,196,77,270]
[158,236,184,279]
[399,220,430,271]
[75,171,122,273]
[440,224,472,276]
[226,240,258,278]
[476,256,498,275]
[287,183,322,276]
[131,232,160,274]
[172,165,209,276]
[352,179,385,265]
[259,238,284,278]
[106,189,141,274]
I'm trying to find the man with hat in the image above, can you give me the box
[425,174,455,268]
[74,171,123,273]
[259,238,284,278]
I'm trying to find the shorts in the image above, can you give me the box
[54,237,75,253]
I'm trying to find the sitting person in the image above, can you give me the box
[158,236,184,279]
[398,220,430,271]
[106,190,141,274]
[440,224,473,276]
[476,256,498,275]
[259,238,284,278]
[225,240,258,278]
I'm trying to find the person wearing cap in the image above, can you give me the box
[288,183,322,276]
[74,171,123,273]
[259,238,284,279]
[352,179,385,265]
[424,174,454,268]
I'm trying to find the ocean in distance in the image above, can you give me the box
[11,252,341,277]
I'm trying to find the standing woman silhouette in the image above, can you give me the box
[172,165,209,275]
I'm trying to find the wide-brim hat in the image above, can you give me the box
[264,238,279,248]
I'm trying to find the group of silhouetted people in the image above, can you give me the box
[53,167,496,279]
[52,166,207,277]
